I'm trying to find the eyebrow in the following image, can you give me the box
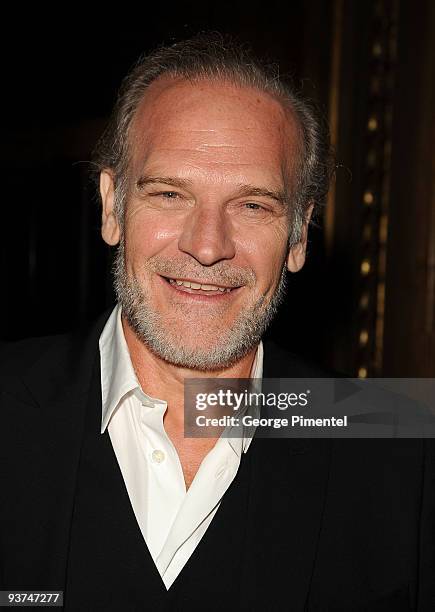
[136,175,193,190]
[136,175,288,207]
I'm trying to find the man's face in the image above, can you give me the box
[101,77,310,370]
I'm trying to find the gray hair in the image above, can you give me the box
[92,32,334,245]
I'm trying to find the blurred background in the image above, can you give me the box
[1,0,434,377]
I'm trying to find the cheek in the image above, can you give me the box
[125,212,181,260]
[234,223,289,275]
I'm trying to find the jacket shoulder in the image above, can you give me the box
[262,339,341,378]
[0,309,112,404]
[0,335,69,378]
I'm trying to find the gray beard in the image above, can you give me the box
[113,239,288,371]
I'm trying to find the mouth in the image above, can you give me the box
[160,275,242,297]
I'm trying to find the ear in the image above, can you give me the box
[100,170,121,246]
[286,203,314,273]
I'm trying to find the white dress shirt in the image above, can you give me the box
[99,305,263,589]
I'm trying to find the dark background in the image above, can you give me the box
[1,0,434,376]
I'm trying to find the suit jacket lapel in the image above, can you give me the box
[64,352,168,609]
[0,310,111,589]
[239,436,331,611]
[236,339,332,611]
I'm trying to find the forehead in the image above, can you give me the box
[128,76,301,185]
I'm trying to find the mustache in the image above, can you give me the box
[146,256,256,287]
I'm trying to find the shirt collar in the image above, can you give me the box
[99,304,263,453]
[99,305,144,433]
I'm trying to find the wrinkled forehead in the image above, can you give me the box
[128,75,302,180]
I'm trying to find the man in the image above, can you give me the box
[1,34,434,611]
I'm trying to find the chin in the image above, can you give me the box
[144,333,253,372]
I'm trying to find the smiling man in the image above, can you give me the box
[1,34,435,611]
[104,75,298,373]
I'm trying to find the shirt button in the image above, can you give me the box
[151,450,165,464]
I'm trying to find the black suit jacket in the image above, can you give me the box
[1,310,435,611]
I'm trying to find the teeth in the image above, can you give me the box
[168,278,232,292]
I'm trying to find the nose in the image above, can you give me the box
[177,205,236,266]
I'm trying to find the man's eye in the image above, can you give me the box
[244,202,264,210]
[159,191,179,198]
